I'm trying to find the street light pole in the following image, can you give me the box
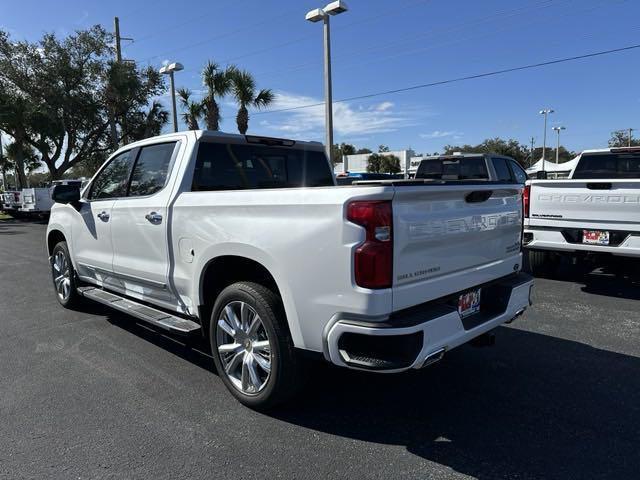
[323,14,334,163]
[539,108,554,171]
[552,126,566,164]
[628,127,634,147]
[159,62,184,133]
[306,1,349,162]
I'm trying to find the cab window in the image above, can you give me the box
[89,150,135,200]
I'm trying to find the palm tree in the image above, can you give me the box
[230,69,274,135]
[177,88,203,131]
[201,61,234,131]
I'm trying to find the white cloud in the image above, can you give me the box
[374,101,394,112]
[258,92,411,138]
[419,130,463,139]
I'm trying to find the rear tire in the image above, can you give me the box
[209,282,303,410]
[526,249,549,276]
[50,241,81,308]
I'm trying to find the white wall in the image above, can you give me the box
[335,150,416,176]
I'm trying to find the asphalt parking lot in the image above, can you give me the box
[1,219,639,480]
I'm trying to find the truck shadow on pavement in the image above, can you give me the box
[530,260,640,301]
[271,326,640,480]
[102,308,640,480]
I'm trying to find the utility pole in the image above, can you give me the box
[110,17,133,148]
[628,127,634,147]
[530,136,535,168]
[0,131,6,191]
[114,17,122,62]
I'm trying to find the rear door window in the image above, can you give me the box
[508,160,528,183]
[128,142,177,197]
[491,157,513,182]
[573,152,640,179]
[192,142,334,191]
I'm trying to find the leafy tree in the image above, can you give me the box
[608,130,640,148]
[531,145,575,164]
[366,153,384,173]
[230,69,274,134]
[0,26,166,180]
[177,88,203,131]
[443,138,531,167]
[381,154,401,174]
[356,147,372,154]
[201,61,234,131]
[331,143,356,163]
[378,144,390,153]
[1,139,40,188]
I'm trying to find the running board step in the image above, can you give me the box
[77,287,201,334]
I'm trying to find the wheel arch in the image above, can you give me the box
[47,229,67,256]
[196,253,302,347]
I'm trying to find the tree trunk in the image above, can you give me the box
[204,97,219,131]
[13,132,28,189]
[237,105,249,135]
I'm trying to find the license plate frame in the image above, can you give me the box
[582,230,609,245]
[458,288,481,318]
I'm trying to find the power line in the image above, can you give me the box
[254,43,640,115]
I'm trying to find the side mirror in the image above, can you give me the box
[536,170,548,180]
[51,184,81,204]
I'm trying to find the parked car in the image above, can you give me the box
[523,146,640,273]
[415,153,527,184]
[47,131,533,409]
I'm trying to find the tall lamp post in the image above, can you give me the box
[539,108,554,172]
[552,126,566,164]
[159,62,184,133]
[306,1,349,162]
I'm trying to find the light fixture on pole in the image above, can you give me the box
[159,62,184,133]
[539,108,554,171]
[552,126,566,164]
[305,1,349,162]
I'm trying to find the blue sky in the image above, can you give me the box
[2,0,639,154]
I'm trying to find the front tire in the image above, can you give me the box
[50,241,81,308]
[209,282,303,410]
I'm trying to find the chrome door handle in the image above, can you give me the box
[97,211,110,221]
[145,212,162,224]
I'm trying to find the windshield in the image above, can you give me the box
[572,152,640,179]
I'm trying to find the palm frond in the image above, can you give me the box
[253,89,274,109]
[231,69,256,107]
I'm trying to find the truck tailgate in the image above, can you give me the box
[392,184,523,311]
[529,180,640,227]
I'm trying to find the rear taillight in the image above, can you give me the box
[347,200,393,289]
[523,185,530,218]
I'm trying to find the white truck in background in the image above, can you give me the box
[523,147,640,273]
[47,130,533,409]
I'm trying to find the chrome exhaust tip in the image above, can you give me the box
[505,308,526,324]
[422,347,446,368]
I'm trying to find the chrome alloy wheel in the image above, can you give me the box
[216,301,272,395]
[52,250,71,301]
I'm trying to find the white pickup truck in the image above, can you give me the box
[47,130,533,408]
[524,147,640,273]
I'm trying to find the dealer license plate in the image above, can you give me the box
[458,288,481,318]
[583,230,609,245]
